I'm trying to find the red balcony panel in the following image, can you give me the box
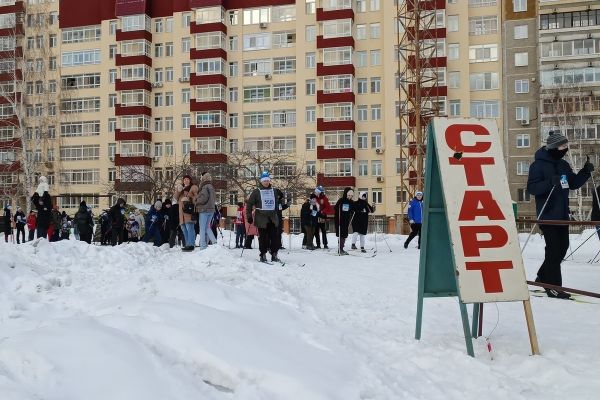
[115,54,153,67]
[59,0,115,28]
[0,138,21,149]
[190,21,227,34]
[227,0,294,8]
[116,29,153,42]
[0,92,21,104]
[316,7,354,22]
[317,118,355,132]
[406,27,446,40]
[190,126,227,138]
[114,129,152,142]
[0,161,20,172]
[115,0,148,17]
[189,0,225,8]
[316,146,356,160]
[407,0,445,11]
[408,142,428,156]
[408,114,433,128]
[114,154,152,166]
[190,48,227,61]
[212,179,227,191]
[0,70,21,82]
[115,79,152,91]
[407,55,447,68]
[408,84,447,98]
[190,151,227,164]
[0,47,22,59]
[317,91,355,104]
[190,100,227,112]
[115,104,152,117]
[0,116,18,126]
[316,63,355,77]
[316,173,355,188]
[190,73,227,86]
[114,179,153,192]
[0,24,24,36]
[317,35,354,49]
[0,1,25,14]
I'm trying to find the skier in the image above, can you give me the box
[404,191,423,249]
[60,211,71,241]
[13,206,26,244]
[74,201,94,244]
[26,210,36,241]
[234,202,246,248]
[3,205,12,243]
[334,187,355,255]
[174,174,198,251]
[99,211,110,245]
[351,191,375,253]
[31,180,52,240]
[194,172,218,250]
[301,194,324,251]
[300,198,311,249]
[314,186,334,249]
[527,131,593,299]
[246,172,284,262]
[108,198,127,246]
[144,200,163,246]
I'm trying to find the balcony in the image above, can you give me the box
[190,21,227,34]
[406,27,446,40]
[116,29,152,42]
[317,63,355,77]
[0,1,24,14]
[114,179,153,192]
[114,154,152,167]
[317,146,355,160]
[0,138,21,149]
[190,48,227,61]
[316,173,355,187]
[190,126,227,138]
[0,46,22,59]
[0,160,20,172]
[407,0,446,11]
[317,118,355,132]
[317,35,355,49]
[115,104,152,117]
[408,84,447,98]
[114,129,152,142]
[316,7,354,22]
[190,73,227,86]
[190,100,227,112]
[190,151,227,164]
[115,54,152,67]
[115,79,152,91]
[317,90,355,104]
[407,55,447,68]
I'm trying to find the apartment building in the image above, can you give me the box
[539,0,600,220]
[0,0,516,225]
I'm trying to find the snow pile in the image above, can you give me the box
[0,232,599,399]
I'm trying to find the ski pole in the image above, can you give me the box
[564,226,600,259]
[521,184,557,252]
[228,221,232,248]
[589,248,600,263]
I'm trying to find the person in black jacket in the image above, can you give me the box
[334,187,355,255]
[527,132,593,299]
[592,185,600,240]
[3,205,12,242]
[301,194,324,251]
[74,201,94,244]
[351,191,375,253]
[13,206,26,244]
[31,191,52,239]
[300,198,310,249]
[108,198,127,246]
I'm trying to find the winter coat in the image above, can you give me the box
[352,199,374,235]
[334,187,355,238]
[316,193,334,220]
[246,184,284,229]
[50,209,61,230]
[74,206,93,238]
[234,207,245,225]
[407,197,423,224]
[108,205,125,230]
[126,219,140,239]
[301,201,323,228]
[31,191,52,230]
[14,210,26,227]
[174,184,198,225]
[195,181,216,214]
[592,186,600,221]
[527,147,590,221]
[145,206,162,230]
[3,207,11,231]
[26,214,36,230]
[134,213,145,232]
[243,206,259,236]
[167,204,179,230]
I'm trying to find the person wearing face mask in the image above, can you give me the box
[527,131,593,299]
[351,191,375,253]
[334,187,355,255]
[404,191,423,249]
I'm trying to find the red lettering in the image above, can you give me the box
[460,225,508,257]
[465,261,513,293]
[448,157,495,186]
[458,191,505,221]
[445,124,491,153]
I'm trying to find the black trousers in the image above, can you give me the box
[111,227,122,246]
[538,225,570,286]
[258,222,280,255]
[314,222,328,247]
[28,228,35,241]
[16,225,25,243]
[405,223,422,247]
[37,226,48,240]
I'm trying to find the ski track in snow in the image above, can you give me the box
[0,230,599,399]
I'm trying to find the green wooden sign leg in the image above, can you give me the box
[459,301,475,357]
[471,303,480,338]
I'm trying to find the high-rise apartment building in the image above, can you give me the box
[0,0,547,227]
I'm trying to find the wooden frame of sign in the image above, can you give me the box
[415,118,539,357]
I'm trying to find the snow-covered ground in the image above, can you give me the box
[0,230,599,400]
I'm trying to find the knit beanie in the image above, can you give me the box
[545,131,568,150]
[154,200,162,209]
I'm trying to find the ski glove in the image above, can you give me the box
[583,161,595,173]
[409,219,415,224]
[551,175,561,186]
[247,216,253,224]
[151,215,157,222]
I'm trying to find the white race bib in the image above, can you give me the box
[260,189,276,211]
[342,204,350,212]
[560,174,569,189]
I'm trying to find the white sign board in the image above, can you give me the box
[433,117,529,303]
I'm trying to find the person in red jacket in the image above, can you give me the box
[26,210,37,241]
[314,186,334,249]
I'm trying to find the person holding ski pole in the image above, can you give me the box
[527,131,593,299]
[404,191,423,249]
[351,191,375,253]
[334,187,355,255]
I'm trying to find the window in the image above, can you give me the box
[323,131,352,149]
[323,47,352,66]
[371,104,381,120]
[229,36,238,51]
[372,189,382,204]
[306,133,316,150]
[243,85,270,102]
[59,145,100,161]
[181,114,190,129]
[323,19,352,38]
[371,132,382,148]
[305,107,316,122]
[165,117,174,131]
[323,159,352,177]
[154,118,163,132]
[61,50,101,67]
[61,26,102,43]
[357,105,367,121]
[447,43,459,60]
[371,161,382,176]
[166,17,173,33]
[515,106,530,122]
[183,12,192,27]
[356,24,367,40]
[469,44,498,63]
[306,25,316,42]
[165,42,173,57]
[370,50,381,66]
[355,51,367,67]
[181,88,190,103]
[154,43,164,57]
[243,33,271,50]
[370,23,380,39]
[60,121,101,137]
[155,18,163,33]
[356,0,366,13]
[370,0,380,11]
[514,25,528,39]
[196,32,226,50]
[272,110,296,128]
[60,97,101,113]
[196,111,226,128]
[516,134,530,148]
[323,75,352,93]
[272,83,296,101]
[370,77,381,93]
[515,79,529,94]
[61,73,101,90]
[197,7,224,24]
[306,161,316,177]
[273,57,296,74]
[243,112,271,129]
[515,52,528,67]
[358,161,368,176]
[469,72,499,91]
[323,103,353,121]
[228,87,238,102]
[513,0,526,12]
[154,93,163,107]
[109,69,117,84]
[470,101,500,118]
[229,62,238,77]
[108,94,117,108]
[195,58,225,75]
[165,92,173,106]
[305,52,316,69]
[122,15,150,32]
[448,71,460,88]
[306,80,316,95]
[121,65,151,81]
[354,133,367,150]
[166,68,173,82]
[182,140,191,155]
[448,15,459,32]
[59,170,100,185]
[449,100,461,116]
[516,161,530,175]
[229,114,238,129]
[517,189,531,202]
[469,16,498,35]
[357,78,367,94]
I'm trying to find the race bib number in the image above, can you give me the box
[260,189,276,211]
[342,204,349,212]
[560,174,569,189]
[311,210,317,217]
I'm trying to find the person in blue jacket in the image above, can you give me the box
[404,191,423,249]
[527,132,593,299]
[144,200,164,246]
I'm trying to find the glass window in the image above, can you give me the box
[515,79,529,93]
[514,25,528,39]
[513,0,526,13]
[515,52,528,67]
[447,15,459,32]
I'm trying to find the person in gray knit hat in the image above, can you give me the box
[527,131,594,299]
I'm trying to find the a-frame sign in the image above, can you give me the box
[415,117,539,357]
